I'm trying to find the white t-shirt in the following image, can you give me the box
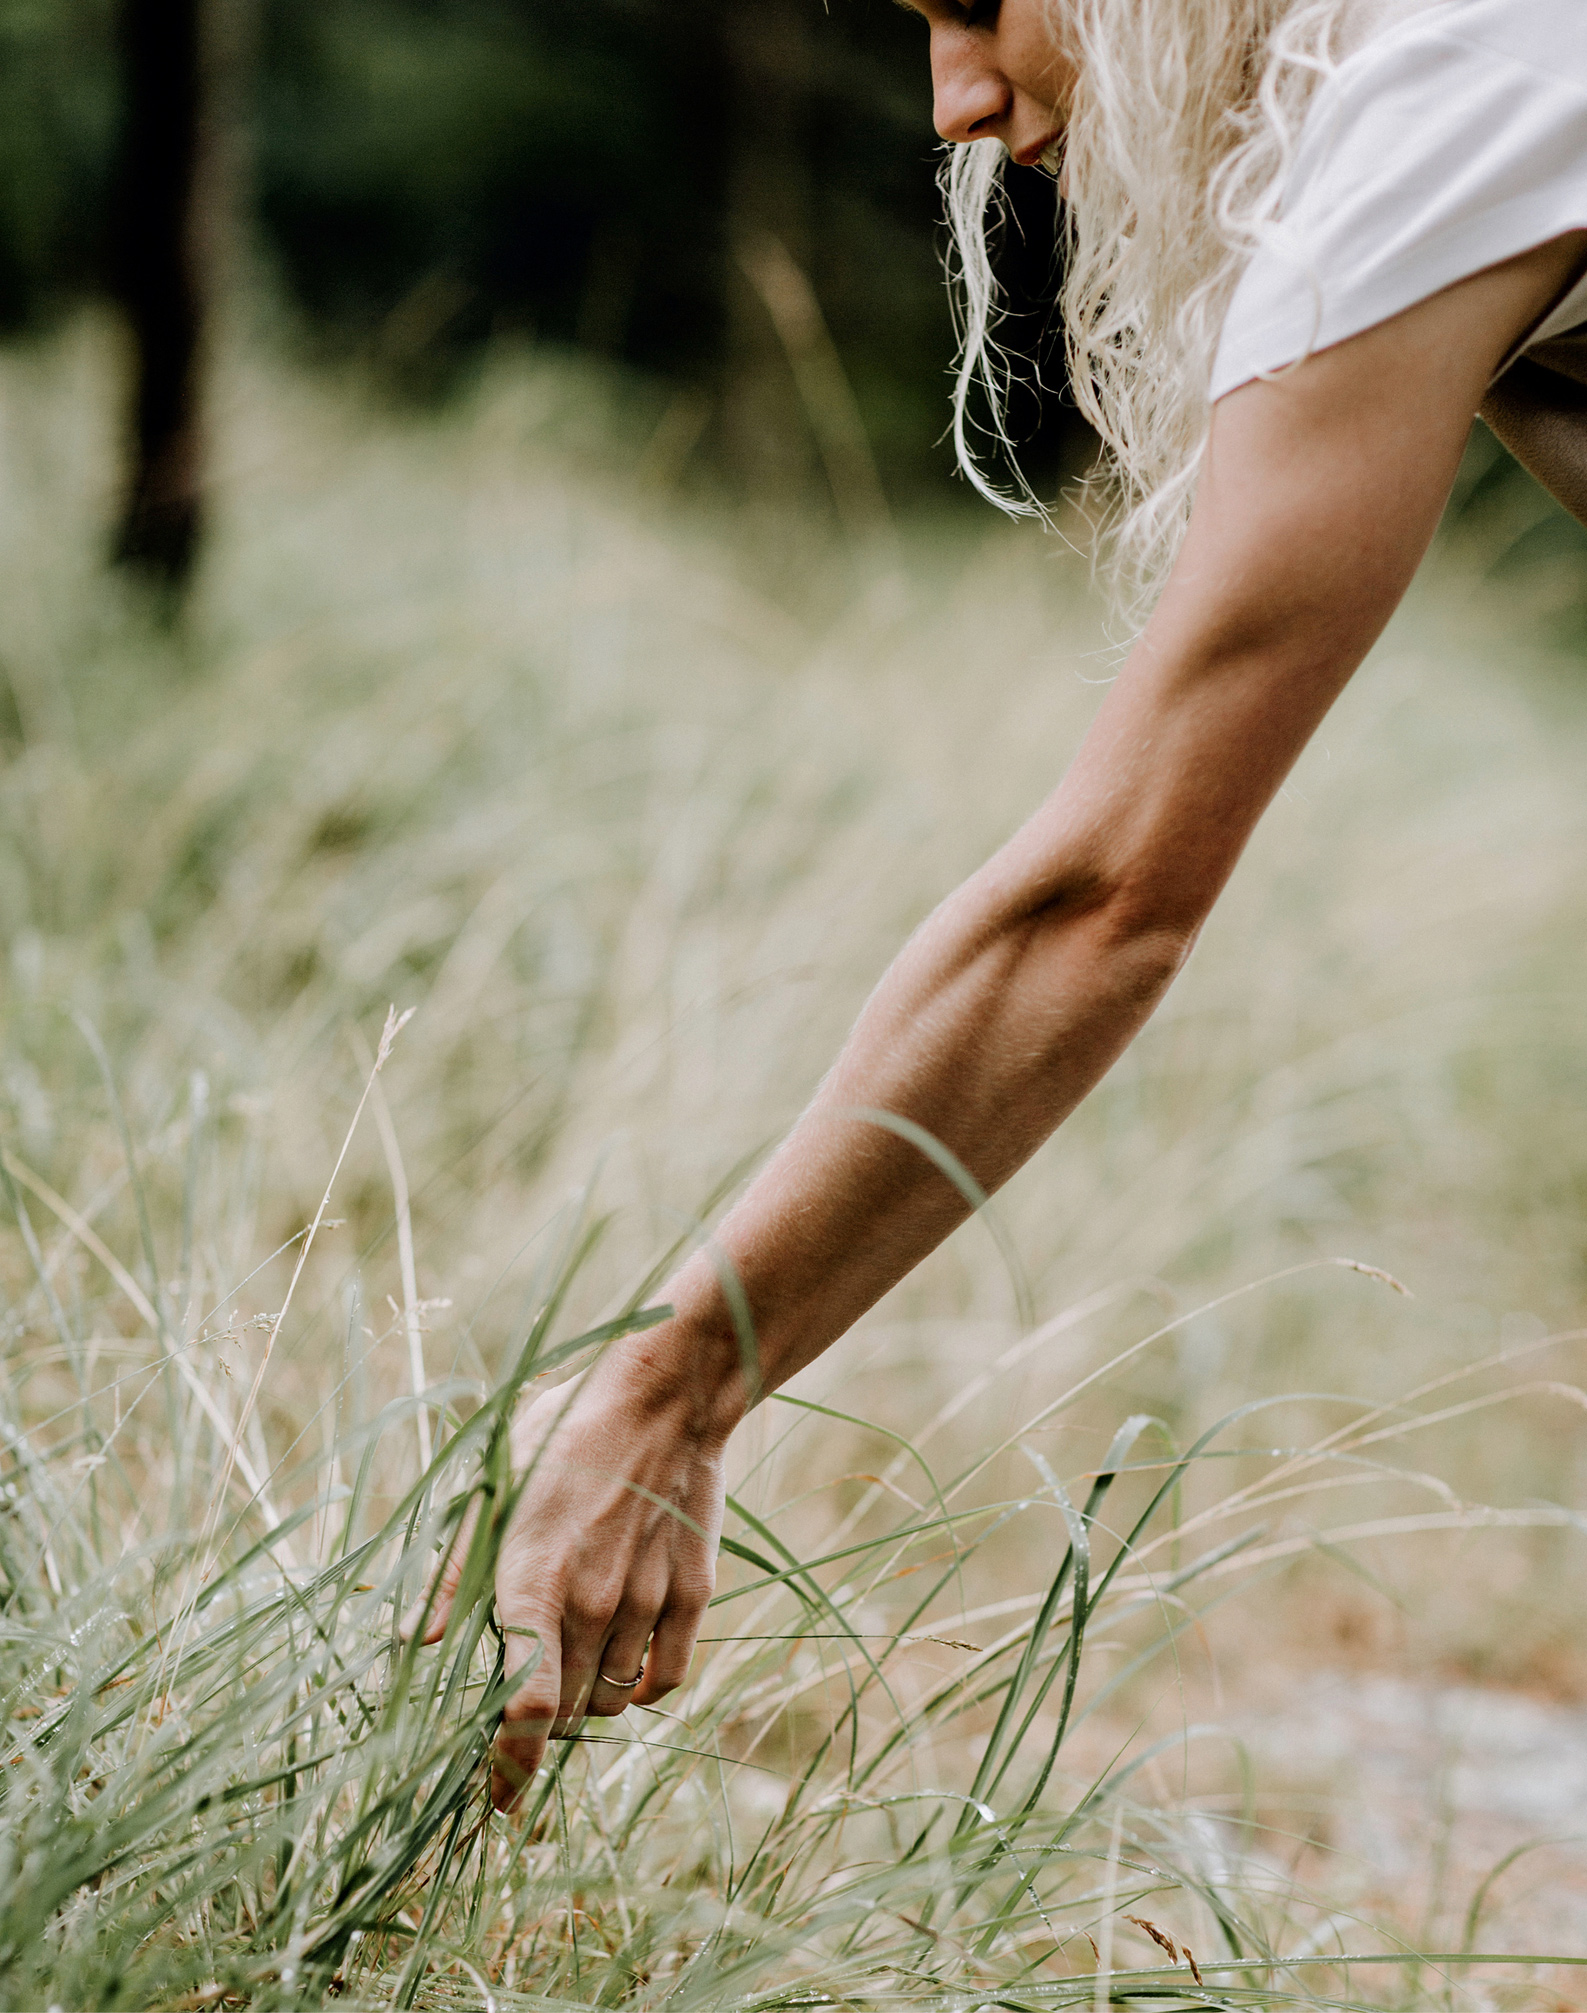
[1210,0,1587,401]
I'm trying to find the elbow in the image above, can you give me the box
[1025,855,1207,1001]
[963,818,1219,1012]
[1093,878,1203,998]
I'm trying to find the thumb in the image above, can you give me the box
[400,1493,480,1645]
[401,1580,454,1647]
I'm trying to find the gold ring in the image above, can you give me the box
[597,1665,644,1690]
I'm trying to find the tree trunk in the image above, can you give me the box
[111,0,218,596]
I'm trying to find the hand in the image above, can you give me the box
[415,1346,730,1808]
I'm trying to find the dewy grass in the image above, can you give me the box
[0,324,1586,2004]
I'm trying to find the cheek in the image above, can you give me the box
[1003,1,1072,106]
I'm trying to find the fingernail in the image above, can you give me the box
[492,1769,535,1811]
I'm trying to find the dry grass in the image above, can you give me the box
[1,320,1587,2006]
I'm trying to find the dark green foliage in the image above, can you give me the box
[0,0,1082,490]
[251,0,983,475]
[0,0,119,330]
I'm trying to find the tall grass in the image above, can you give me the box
[1,321,1586,2005]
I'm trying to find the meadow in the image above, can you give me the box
[3,319,1587,2007]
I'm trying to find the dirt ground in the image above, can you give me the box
[1223,1668,1587,2004]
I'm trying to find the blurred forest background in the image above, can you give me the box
[0,0,1081,596]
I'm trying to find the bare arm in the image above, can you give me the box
[650,235,1585,1409]
[427,234,1585,1804]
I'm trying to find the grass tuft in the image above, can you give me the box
[0,324,1585,2005]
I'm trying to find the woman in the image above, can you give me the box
[419,0,1587,1806]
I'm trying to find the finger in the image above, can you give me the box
[634,1595,706,1708]
[493,1606,561,1810]
[400,1492,481,1645]
[586,1605,657,1718]
[549,1583,622,1732]
[407,1578,455,1647]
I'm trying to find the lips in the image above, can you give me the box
[1012,127,1064,168]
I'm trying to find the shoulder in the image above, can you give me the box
[1212,0,1587,402]
[1319,0,1587,122]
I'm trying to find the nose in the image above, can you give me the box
[930,27,1011,144]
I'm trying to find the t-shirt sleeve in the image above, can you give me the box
[1210,0,1587,403]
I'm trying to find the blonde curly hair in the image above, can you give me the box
[944,0,1352,619]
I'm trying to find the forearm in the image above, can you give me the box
[627,837,1198,1436]
[628,606,1358,1430]
[625,618,1347,1434]
[612,251,1566,1444]
[624,611,1365,1433]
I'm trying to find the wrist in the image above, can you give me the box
[600,1313,752,1448]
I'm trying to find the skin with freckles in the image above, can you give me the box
[414,10,1587,1810]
